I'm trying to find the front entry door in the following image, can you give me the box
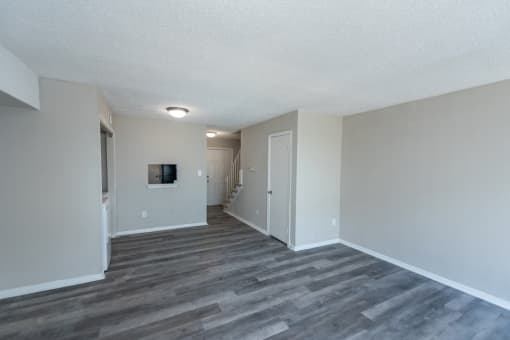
[207,148,233,206]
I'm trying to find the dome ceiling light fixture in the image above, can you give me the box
[166,106,189,118]
[206,131,217,138]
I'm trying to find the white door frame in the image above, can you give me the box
[207,147,234,205]
[266,130,293,246]
[100,120,116,271]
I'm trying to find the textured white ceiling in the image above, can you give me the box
[1,1,509,130]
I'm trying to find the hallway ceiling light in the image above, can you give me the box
[166,107,189,118]
[206,131,217,138]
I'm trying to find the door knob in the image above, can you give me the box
[267,190,273,194]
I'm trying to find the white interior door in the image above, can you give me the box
[207,148,233,206]
[268,132,292,244]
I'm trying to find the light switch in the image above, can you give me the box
[197,169,202,177]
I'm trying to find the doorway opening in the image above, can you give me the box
[100,123,115,272]
[207,147,233,206]
[206,133,241,223]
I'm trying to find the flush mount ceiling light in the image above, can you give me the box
[206,131,217,138]
[166,106,189,118]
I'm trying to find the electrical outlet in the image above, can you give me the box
[141,210,148,218]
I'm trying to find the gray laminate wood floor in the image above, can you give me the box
[1,206,509,339]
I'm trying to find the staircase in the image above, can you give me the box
[223,151,243,209]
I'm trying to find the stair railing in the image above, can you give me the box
[225,151,241,202]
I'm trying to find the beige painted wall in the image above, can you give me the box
[207,137,240,155]
[229,110,342,248]
[295,112,342,247]
[114,115,207,232]
[229,111,298,241]
[0,78,103,291]
[341,80,510,301]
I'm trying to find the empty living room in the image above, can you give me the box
[1,1,510,339]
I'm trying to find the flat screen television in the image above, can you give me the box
[148,164,177,184]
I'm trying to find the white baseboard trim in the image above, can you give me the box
[0,273,105,300]
[114,222,208,237]
[337,238,510,311]
[290,239,341,251]
[224,210,269,236]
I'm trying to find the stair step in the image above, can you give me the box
[224,183,243,207]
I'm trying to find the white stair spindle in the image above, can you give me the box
[223,151,242,208]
